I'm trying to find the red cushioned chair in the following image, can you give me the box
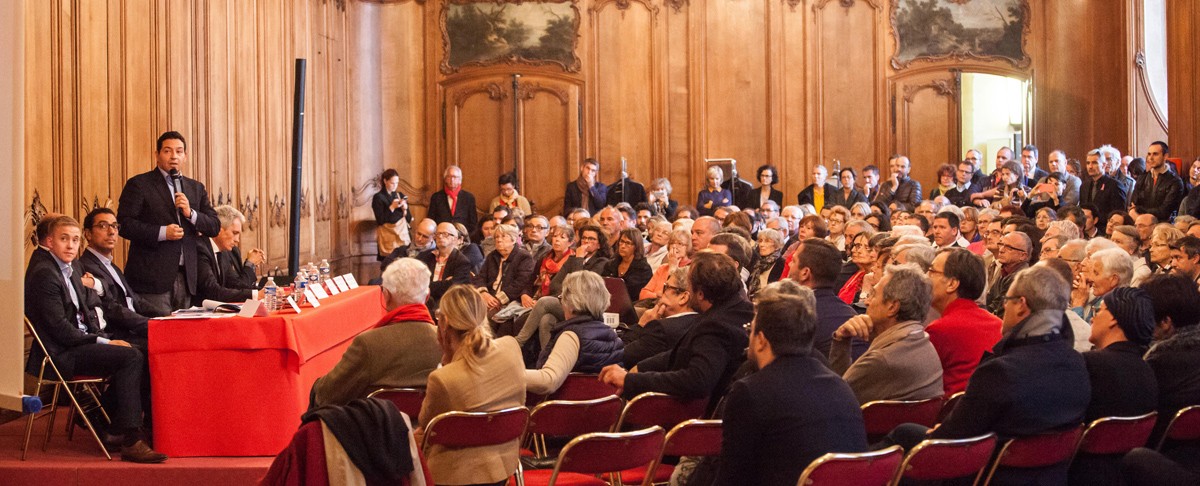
[892,432,997,485]
[937,391,965,424]
[368,387,426,422]
[524,395,624,458]
[980,425,1085,486]
[422,407,530,486]
[548,373,619,402]
[1074,412,1157,459]
[1156,405,1200,450]
[612,392,709,485]
[518,426,665,486]
[861,397,944,442]
[635,419,722,486]
[21,317,112,461]
[795,445,904,486]
[604,277,633,315]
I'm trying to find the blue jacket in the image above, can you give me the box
[537,315,623,373]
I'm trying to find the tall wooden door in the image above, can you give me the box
[890,70,962,189]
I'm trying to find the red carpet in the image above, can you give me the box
[0,408,273,485]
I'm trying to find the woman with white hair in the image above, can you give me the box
[1110,225,1152,286]
[526,271,624,395]
[472,223,536,323]
[1148,225,1184,275]
[1078,248,1134,323]
[647,177,678,220]
[696,166,731,217]
[748,227,786,297]
[418,285,525,486]
[310,258,441,407]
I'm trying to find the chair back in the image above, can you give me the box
[1076,412,1157,456]
[861,397,944,440]
[982,425,1084,485]
[422,406,529,449]
[1158,405,1200,449]
[528,395,624,438]
[549,426,664,481]
[937,391,965,424]
[604,277,633,315]
[367,387,426,420]
[795,445,904,486]
[23,317,69,382]
[616,392,708,431]
[896,433,997,483]
[662,419,723,457]
[547,373,618,401]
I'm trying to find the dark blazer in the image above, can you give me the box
[620,313,700,368]
[601,257,654,303]
[1144,326,1200,443]
[221,247,260,290]
[623,299,756,411]
[472,248,536,303]
[25,248,109,378]
[826,188,867,209]
[117,168,220,295]
[371,189,412,226]
[813,288,860,358]
[417,248,474,302]
[1080,175,1129,222]
[563,181,607,214]
[78,249,148,340]
[547,254,610,298]
[971,169,992,190]
[605,179,647,206]
[1082,341,1158,421]
[460,243,485,275]
[194,241,254,305]
[721,177,755,210]
[427,189,478,230]
[740,187,783,212]
[876,176,922,211]
[944,184,982,207]
[717,354,868,486]
[1130,170,1185,221]
[796,183,838,207]
[1022,167,1049,188]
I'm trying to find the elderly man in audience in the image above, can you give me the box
[1077,247,1134,324]
[311,258,441,408]
[717,281,867,486]
[986,231,1033,316]
[796,164,836,212]
[383,218,436,271]
[416,222,473,309]
[521,214,552,263]
[885,265,1090,486]
[427,165,478,229]
[876,155,922,211]
[689,215,722,254]
[1109,225,1151,285]
[621,266,700,368]
[829,264,943,404]
[1080,148,1130,222]
[193,205,258,306]
[599,252,754,412]
[526,271,624,395]
[925,248,1002,395]
[789,238,861,359]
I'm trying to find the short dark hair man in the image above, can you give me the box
[1169,235,1200,282]
[925,248,1002,394]
[1129,140,1184,221]
[718,280,867,486]
[564,158,607,214]
[790,238,859,358]
[932,212,967,249]
[80,208,150,346]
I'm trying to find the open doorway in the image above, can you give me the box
[960,73,1030,174]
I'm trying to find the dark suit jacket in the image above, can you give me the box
[876,176,922,210]
[827,188,867,209]
[1022,167,1049,188]
[605,179,647,206]
[427,189,478,229]
[620,313,700,368]
[721,177,754,210]
[813,288,861,358]
[563,181,607,214]
[547,254,610,297]
[1080,175,1130,222]
[221,247,260,290]
[194,241,254,305]
[472,248,536,303]
[796,183,838,207]
[25,248,109,378]
[944,184,982,207]
[79,249,148,340]
[417,248,473,302]
[371,189,412,226]
[739,187,783,212]
[717,354,867,486]
[117,168,220,295]
[1082,341,1157,421]
[1131,170,1185,221]
[601,257,654,303]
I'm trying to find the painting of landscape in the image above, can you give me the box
[893,0,1028,68]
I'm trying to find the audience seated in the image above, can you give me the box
[620,266,699,368]
[747,228,785,297]
[311,258,440,408]
[79,208,150,347]
[696,165,732,217]
[639,229,692,302]
[925,248,1002,395]
[717,280,867,486]
[526,271,624,395]
[416,222,473,310]
[383,218,436,271]
[601,228,654,303]
[986,231,1032,316]
[789,238,860,359]
[1139,274,1200,448]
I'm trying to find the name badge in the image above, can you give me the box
[286,295,302,313]
[344,274,359,289]
[304,288,320,307]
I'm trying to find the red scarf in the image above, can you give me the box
[538,251,572,296]
[444,187,461,215]
[838,270,866,305]
[375,303,434,328]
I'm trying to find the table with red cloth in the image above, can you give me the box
[149,286,387,457]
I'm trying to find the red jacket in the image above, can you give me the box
[925,298,1003,395]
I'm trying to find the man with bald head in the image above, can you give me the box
[986,231,1032,316]
[690,216,722,253]
[875,155,922,211]
[417,222,473,307]
[383,218,436,270]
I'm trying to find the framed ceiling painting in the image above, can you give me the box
[891,0,1031,69]
[441,0,582,74]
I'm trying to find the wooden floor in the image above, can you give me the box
[0,408,273,485]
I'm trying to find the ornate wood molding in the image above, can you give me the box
[666,0,687,13]
[269,195,288,228]
[1134,50,1169,130]
[25,190,48,248]
[591,0,659,17]
[337,191,351,219]
[240,196,261,231]
[902,77,958,102]
[452,82,508,107]
[316,192,332,222]
[352,176,432,208]
[516,82,569,104]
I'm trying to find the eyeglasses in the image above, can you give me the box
[998,242,1027,254]
[663,284,687,294]
[581,236,599,242]
[434,231,458,238]
[927,268,944,276]
[528,225,549,231]
[92,222,120,231]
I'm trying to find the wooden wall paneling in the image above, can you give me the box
[1167,0,1199,160]
[517,76,582,216]
[890,69,960,189]
[201,0,232,210]
[443,74,514,218]
[810,0,885,196]
[325,0,352,264]
[379,1,429,218]
[232,0,265,258]
[22,0,53,252]
[777,0,807,202]
[663,1,693,200]
[588,0,659,190]
[346,1,384,277]
[1129,0,1168,155]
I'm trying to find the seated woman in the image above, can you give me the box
[603,228,654,304]
[418,286,526,486]
[639,229,692,303]
[525,271,624,396]
[837,231,877,305]
[928,163,957,200]
[748,228,785,297]
[514,225,611,348]
[826,205,851,252]
[522,224,575,310]
[644,219,673,269]
[472,224,536,323]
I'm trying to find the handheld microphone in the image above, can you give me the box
[169,168,183,194]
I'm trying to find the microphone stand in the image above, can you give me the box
[620,156,627,204]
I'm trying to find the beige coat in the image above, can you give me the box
[420,336,526,485]
[312,320,441,407]
[830,320,944,404]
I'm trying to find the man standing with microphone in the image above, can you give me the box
[118,131,220,316]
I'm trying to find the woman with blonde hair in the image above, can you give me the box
[418,285,525,486]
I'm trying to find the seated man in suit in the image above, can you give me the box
[718,280,867,486]
[620,266,700,368]
[26,215,166,463]
[80,208,149,347]
[382,218,436,272]
[417,222,473,309]
[193,205,258,306]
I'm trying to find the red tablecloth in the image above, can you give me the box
[149,286,386,457]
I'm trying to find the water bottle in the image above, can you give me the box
[293,270,307,305]
[319,259,331,280]
[307,262,320,287]
[263,277,278,311]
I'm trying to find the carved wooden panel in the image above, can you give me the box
[444,75,514,217]
[517,76,582,215]
[812,0,886,176]
[701,0,770,176]
[891,71,961,188]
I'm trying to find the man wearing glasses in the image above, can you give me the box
[619,267,700,368]
[80,208,150,347]
[986,232,1032,316]
[945,160,982,207]
[418,223,474,308]
[523,215,551,263]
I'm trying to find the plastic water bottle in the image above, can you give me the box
[307,262,320,287]
[263,277,278,311]
[293,270,307,305]
[319,259,331,280]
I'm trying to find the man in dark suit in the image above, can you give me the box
[1129,141,1184,222]
[417,222,474,307]
[605,174,647,207]
[620,266,700,368]
[194,205,260,306]
[717,280,867,486]
[1080,149,1129,222]
[875,155,922,211]
[1020,145,1050,188]
[796,165,838,211]
[790,238,862,358]
[563,158,607,214]
[117,131,220,317]
[426,165,478,229]
[80,208,148,346]
[26,215,166,463]
[945,160,982,207]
